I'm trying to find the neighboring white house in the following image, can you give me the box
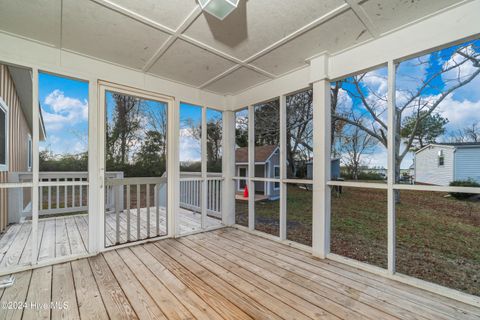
[414,142,480,186]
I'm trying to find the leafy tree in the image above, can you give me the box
[400,111,448,151]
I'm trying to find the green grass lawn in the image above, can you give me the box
[235,185,480,296]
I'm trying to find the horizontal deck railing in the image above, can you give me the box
[179,172,223,219]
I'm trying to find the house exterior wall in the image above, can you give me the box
[0,64,31,231]
[266,151,280,200]
[454,148,480,183]
[415,145,454,186]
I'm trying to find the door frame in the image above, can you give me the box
[96,81,176,251]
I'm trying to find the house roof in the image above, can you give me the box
[235,145,278,164]
[416,142,480,154]
[434,142,480,147]
[7,65,46,141]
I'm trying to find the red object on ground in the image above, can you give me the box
[243,185,249,198]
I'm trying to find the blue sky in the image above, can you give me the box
[39,73,220,163]
[39,72,89,155]
[335,39,480,169]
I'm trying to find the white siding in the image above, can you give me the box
[415,145,454,186]
[454,148,480,183]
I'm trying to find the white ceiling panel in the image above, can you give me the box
[0,0,61,46]
[250,10,372,76]
[149,39,236,87]
[184,0,346,60]
[359,0,463,34]
[204,67,269,94]
[62,0,170,69]
[108,0,198,31]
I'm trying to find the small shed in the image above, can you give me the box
[235,145,280,200]
[414,142,480,186]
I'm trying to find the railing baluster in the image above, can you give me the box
[40,184,43,211]
[56,183,59,209]
[137,184,141,240]
[146,184,150,238]
[72,178,76,208]
[64,179,67,208]
[155,184,159,236]
[127,184,131,242]
[80,178,83,207]
[115,184,120,245]
[48,178,52,210]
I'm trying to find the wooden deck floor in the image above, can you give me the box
[0,228,478,320]
[0,209,221,270]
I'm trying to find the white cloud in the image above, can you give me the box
[179,128,201,161]
[42,90,88,131]
[437,95,480,134]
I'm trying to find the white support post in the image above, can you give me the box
[279,95,287,240]
[169,99,180,237]
[201,106,207,229]
[222,110,236,225]
[248,105,255,231]
[88,78,100,253]
[312,79,331,258]
[31,68,39,265]
[387,60,397,274]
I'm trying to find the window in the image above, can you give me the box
[274,165,280,190]
[238,167,247,189]
[286,89,313,179]
[0,98,8,171]
[331,66,388,183]
[27,134,32,171]
[438,150,444,166]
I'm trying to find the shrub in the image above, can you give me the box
[449,179,480,199]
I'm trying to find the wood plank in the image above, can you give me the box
[88,254,138,320]
[144,242,258,320]
[224,229,480,320]
[171,238,342,320]
[0,224,22,264]
[74,215,89,249]
[0,270,32,320]
[65,217,87,255]
[71,259,109,320]
[38,220,55,261]
[23,266,52,320]
[116,247,195,320]
[0,223,32,268]
[19,221,44,265]
[131,245,224,320]
[190,233,416,320]
[102,250,168,320]
[51,263,80,320]
[205,231,443,320]
[55,218,70,258]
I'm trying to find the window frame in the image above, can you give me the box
[273,165,280,190]
[0,98,9,172]
[27,133,32,171]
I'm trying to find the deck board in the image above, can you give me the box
[0,228,478,320]
[0,209,218,270]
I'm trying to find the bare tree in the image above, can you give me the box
[340,122,379,180]
[286,90,313,178]
[332,41,480,188]
[107,94,142,165]
[451,121,480,142]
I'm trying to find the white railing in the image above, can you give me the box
[8,171,223,230]
[105,176,167,246]
[8,172,123,222]
[179,172,223,219]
